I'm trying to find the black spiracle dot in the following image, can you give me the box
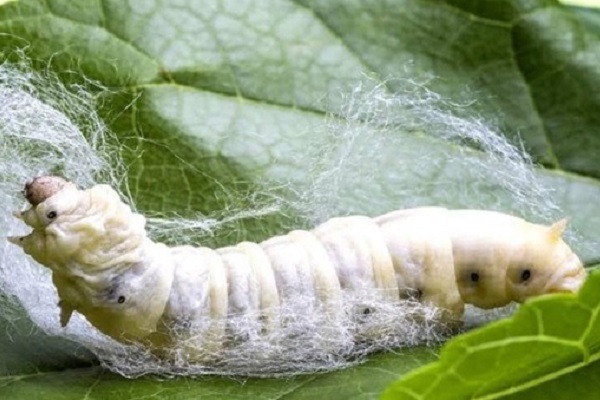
[117,296,126,304]
[521,269,531,282]
[46,211,57,219]
[470,272,480,283]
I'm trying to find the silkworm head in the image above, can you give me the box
[15,181,82,265]
[24,176,69,206]
[16,182,147,269]
[11,179,168,341]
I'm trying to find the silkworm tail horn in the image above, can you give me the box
[24,176,69,206]
[7,236,23,246]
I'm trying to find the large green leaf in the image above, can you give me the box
[383,268,600,400]
[1,0,600,399]
[0,348,438,400]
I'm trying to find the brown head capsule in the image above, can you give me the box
[24,176,69,206]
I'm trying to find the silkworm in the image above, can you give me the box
[8,177,587,358]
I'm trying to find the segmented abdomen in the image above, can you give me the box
[162,207,460,344]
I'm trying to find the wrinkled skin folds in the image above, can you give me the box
[9,177,587,357]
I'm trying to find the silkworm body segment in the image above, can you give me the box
[9,178,586,354]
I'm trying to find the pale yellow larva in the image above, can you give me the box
[9,177,587,358]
